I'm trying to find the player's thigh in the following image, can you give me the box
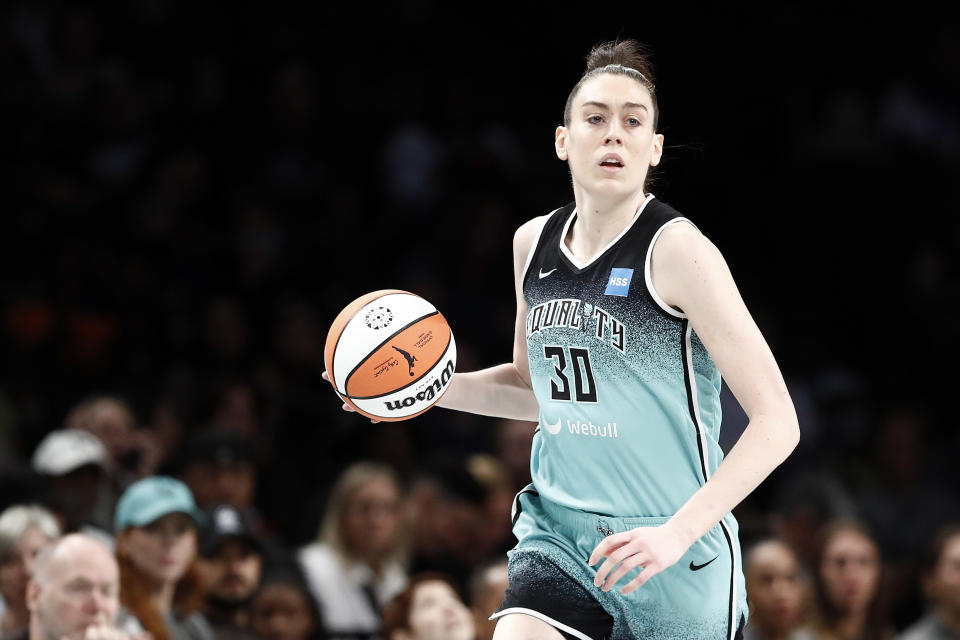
[492,613,566,640]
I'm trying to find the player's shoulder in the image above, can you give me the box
[653,215,725,276]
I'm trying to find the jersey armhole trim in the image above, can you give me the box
[520,208,559,285]
[644,217,699,319]
[489,608,593,640]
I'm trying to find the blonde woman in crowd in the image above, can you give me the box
[298,462,408,639]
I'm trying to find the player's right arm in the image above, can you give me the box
[434,216,548,422]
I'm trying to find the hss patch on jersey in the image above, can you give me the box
[604,268,634,296]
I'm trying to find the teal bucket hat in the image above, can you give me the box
[114,476,204,531]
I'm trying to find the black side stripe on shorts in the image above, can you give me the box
[721,520,736,640]
[681,319,739,640]
[511,486,540,527]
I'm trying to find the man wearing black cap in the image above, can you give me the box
[195,505,263,640]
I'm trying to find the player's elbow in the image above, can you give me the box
[777,405,801,459]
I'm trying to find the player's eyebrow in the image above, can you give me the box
[581,101,648,112]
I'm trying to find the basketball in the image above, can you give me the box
[324,290,457,421]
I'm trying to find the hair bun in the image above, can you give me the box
[585,39,656,86]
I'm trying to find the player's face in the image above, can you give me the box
[556,73,663,198]
[819,530,880,614]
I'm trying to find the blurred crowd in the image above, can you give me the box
[3,448,960,640]
[2,1,960,640]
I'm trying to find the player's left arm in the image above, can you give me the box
[590,220,800,593]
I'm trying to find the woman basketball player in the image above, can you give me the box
[328,39,799,639]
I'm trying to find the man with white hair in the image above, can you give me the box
[22,534,139,640]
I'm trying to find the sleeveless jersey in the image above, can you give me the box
[523,194,725,518]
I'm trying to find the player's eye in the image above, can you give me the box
[587,115,603,124]
[626,117,641,127]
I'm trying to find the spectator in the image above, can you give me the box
[23,534,144,640]
[466,560,507,640]
[743,538,814,640]
[381,573,475,640]
[407,464,485,590]
[897,525,960,640]
[66,395,163,481]
[812,521,892,640]
[0,506,61,637]
[465,455,515,561]
[249,563,322,640]
[30,429,114,542]
[179,430,258,511]
[114,476,213,640]
[298,463,407,640]
[195,505,264,640]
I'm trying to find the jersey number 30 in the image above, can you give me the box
[543,345,597,403]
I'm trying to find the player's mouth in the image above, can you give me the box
[599,154,624,172]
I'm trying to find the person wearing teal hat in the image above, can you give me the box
[113,476,213,640]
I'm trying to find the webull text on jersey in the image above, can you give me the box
[567,420,619,438]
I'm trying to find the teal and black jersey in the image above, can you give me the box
[523,193,725,519]
[509,193,748,639]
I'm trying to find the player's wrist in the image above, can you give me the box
[663,516,698,550]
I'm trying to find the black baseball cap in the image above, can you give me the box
[198,504,263,557]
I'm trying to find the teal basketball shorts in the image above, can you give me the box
[490,485,747,640]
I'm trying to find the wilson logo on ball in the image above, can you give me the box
[383,360,455,411]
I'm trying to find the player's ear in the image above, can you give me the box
[555,125,569,161]
[650,133,664,167]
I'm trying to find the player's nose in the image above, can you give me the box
[603,119,624,144]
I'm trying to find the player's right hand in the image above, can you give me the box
[321,371,380,424]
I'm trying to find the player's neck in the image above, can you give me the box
[567,189,648,263]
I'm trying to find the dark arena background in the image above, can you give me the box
[1,2,958,638]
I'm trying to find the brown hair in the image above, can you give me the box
[117,553,205,640]
[381,572,461,637]
[921,524,960,577]
[563,39,658,131]
[811,520,888,640]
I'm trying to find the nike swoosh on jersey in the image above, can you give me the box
[538,268,557,279]
[689,556,719,571]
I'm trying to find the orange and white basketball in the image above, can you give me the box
[324,290,456,421]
